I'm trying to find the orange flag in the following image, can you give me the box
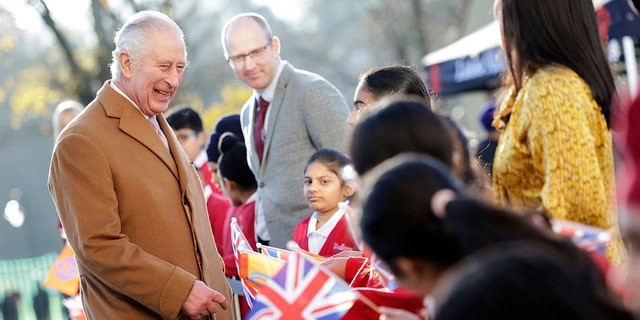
[237,250,286,299]
[43,243,80,296]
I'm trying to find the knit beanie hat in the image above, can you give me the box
[206,114,243,163]
[218,132,256,189]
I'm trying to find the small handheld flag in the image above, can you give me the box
[43,243,80,296]
[247,252,358,320]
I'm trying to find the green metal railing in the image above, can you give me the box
[0,253,67,320]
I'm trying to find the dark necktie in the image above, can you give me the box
[254,97,270,163]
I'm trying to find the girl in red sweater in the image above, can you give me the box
[292,148,358,257]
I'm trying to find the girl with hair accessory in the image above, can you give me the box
[217,132,258,275]
[492,0,624,264]
[216,132,257,319]
[358,153,632,319]
[291,148,359,257]
[291,150,427,320]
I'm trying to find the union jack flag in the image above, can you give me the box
[551,219,613,254]
[231,217,253,256]
[287,241,327,264]
[258,243,291,261]
[231,218,285,307]
[246,252,358,320]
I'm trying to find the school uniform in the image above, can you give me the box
[221,193,257,277]
[291,204,357,257]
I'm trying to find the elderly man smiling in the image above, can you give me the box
[48,11,232,320]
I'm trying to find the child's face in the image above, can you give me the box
[217,170,240,206]
[304,161,346,216]
[173,128,206,161]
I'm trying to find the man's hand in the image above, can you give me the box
[181,280,229,319]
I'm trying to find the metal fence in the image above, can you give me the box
[0,253,67,320]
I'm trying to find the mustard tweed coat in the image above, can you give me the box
[493,65,624,264]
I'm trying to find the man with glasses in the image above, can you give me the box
[221,12,351,249]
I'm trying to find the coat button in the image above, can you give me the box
[259,182,265,188]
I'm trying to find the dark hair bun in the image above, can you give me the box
[219,132,241,155]
[217,132,257,189]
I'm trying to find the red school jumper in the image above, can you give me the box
[291,209,357,258]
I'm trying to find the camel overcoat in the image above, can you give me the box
[48,81,233,320]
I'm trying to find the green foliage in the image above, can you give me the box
[201,84,252,134]
[0,0,475,134]
[9,68,61,130]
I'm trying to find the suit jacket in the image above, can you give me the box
[48,82,233,320]
[241,62,351,248]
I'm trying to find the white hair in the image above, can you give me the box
[109,11,187,80]
[52,100,83,138]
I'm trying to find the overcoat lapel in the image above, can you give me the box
[100,83,179,181]
[157,114,190,195]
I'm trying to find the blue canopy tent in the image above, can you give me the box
[422,21,502,96]
[423,0,640,97]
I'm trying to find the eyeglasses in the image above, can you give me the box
[226,40,272,67]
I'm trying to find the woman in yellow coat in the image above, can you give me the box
[492,0,624,264]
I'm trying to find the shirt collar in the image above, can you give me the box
[109,81,149,119]
[193,150,209,168]
[306,202,347,238]
[247,191,258,203]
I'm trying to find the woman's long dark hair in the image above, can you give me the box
[497,0,616,126]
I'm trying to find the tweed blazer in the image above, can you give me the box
[48,82,232,320]
[240,62,351,248]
